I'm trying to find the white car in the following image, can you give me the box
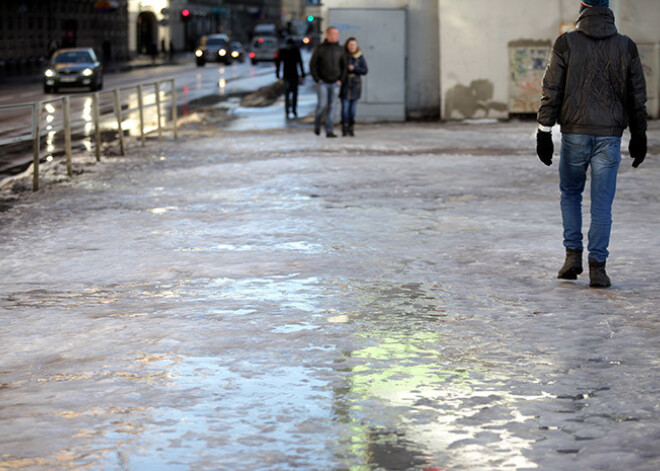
[249,36,279,65]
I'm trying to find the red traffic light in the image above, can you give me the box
[181,8,190,17]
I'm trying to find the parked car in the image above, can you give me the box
[229,41,246,63]
[249,36,279,65]
[195,34,233,66]
[43,48,103,93]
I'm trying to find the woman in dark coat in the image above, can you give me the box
[340,37,368,137]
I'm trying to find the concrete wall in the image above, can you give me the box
[439,0,660,120]
[321,0,440,119]
[306,0,660,121]
[618,0,660,117]
[440,0,564,120]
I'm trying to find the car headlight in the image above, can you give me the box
[219,49,227,56]
[82,68,94,77]
[195,49,203,58]
[231,51,239,58]
[44,69,56,78]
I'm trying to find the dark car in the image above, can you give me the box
[229,41,246,63]
[195,34,233,66]
[43,48,103,93]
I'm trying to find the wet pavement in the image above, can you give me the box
[1,120,659,470]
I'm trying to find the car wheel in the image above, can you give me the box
[196,60,205,67]
[43,85,52,93]
[251,59,258,65]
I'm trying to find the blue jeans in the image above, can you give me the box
[559,134,622,263]
[315,82,339,134]
[342,98,358,125]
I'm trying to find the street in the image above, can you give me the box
[0,54,285,174]
[0,55,277,107]
[0,119,659,470]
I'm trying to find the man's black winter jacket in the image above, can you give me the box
[310,40,346,84]
[538,7,647,137]
[276,45,304,81]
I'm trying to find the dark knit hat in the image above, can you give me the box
[581,0,609,7]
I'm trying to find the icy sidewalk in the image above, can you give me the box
[0,122,659,470]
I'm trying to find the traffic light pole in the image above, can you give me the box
[305,3,323,48]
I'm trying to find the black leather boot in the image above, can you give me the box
[557,248,583,280]
[589,259,611,288]
[348,121,355,137]
[342,123,348,137]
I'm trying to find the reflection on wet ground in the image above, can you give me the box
[1,124,659,470]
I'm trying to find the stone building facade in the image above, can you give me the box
[0,0,129,73]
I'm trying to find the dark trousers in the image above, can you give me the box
[284,78,298,114]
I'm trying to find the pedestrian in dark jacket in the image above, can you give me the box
[310,26,346,138]
[340,37,368,137]
[537,0,647,288]
[276,38,305,119]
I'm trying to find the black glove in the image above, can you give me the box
[536,131,553,166]
[629,132,647,168]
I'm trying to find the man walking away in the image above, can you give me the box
[310,26,346,138]
[276,38,305,119]
[537,0,647,288]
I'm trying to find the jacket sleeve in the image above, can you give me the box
[310,47,319,82]
[340,53,347,83]
[275,49,282,77]
[354,56,368,75]
[626,39,648,134]
[538,34,569,127]
[297,49,305,77]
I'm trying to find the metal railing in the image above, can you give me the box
[0,78,177,191]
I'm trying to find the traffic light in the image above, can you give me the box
[307,15,314,22]
[181,9,191,22]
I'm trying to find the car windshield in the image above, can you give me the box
[53,51,93,64]
[206,38,227,47]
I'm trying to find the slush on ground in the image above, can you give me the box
[1,121,659,470]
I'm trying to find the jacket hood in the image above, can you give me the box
[576,6,617,39]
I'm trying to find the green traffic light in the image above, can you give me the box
[307,15,314,22]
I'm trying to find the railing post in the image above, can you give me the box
[171,79,178,139]
[63,96,72,177]
[155,81,162,142]
[113,88,125,156]
[32,102,41,191]
[137,84,145,147]
[93,92,101,162]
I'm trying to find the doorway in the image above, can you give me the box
[137,11,157,54]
